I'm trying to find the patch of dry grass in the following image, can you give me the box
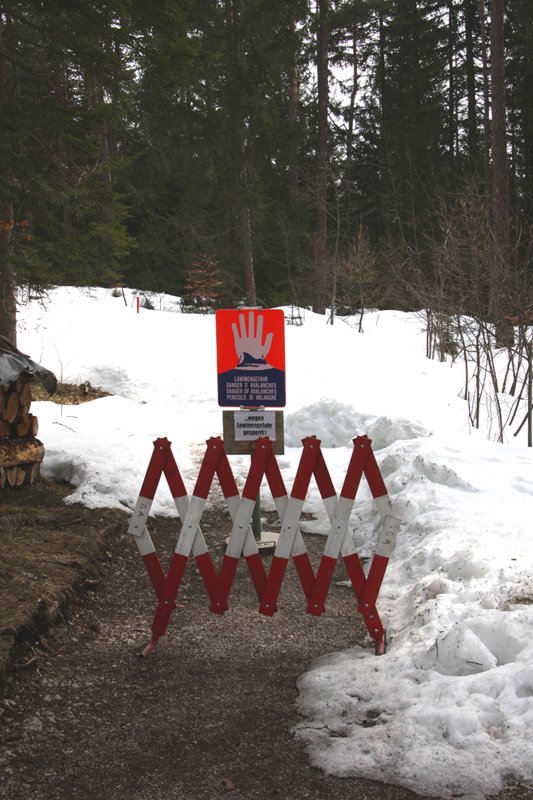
[31,381,109,405]
[0,476,124,684]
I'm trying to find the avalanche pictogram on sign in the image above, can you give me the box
[128,435,400,657]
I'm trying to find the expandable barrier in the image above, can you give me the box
[128,435,400,657]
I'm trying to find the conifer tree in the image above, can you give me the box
[180,253,224,313]
[0,0,136,338]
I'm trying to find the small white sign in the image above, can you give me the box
[234,410,276,441]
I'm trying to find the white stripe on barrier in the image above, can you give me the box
[128,496,158,557]
[225,497,257,558]
[226,494,239,520]
[174,495,189,520]
[173,494,210,558]
[175,495,207,556]
[375,514,400,558]
[340,529,358,558]
[274,498,305,559]
[214,493,259,559]
[320,492,359,559]
[271,495,305,558]
[374,494,393,518]
[272,494,288,519]
[128,496,152,538]
[322,494,337,523]
[322,495,354,558]
[373,495,400,557]
[136,529,156,557]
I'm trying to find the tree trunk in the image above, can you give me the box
[447,2,456,159]
[378,9,386,121]
[490,0,509,232]
[313,0,329,315]
[346,23,358,167]
[342,21,359,235]
[224,0,257,306]
[478,1,491,194]
[240,166,257,306]
[0,16,17,345]
[0,203,17,345]
[286,13,301,302]
[464,0,478,164]
[288,15,299,205]
[489,0,513,346]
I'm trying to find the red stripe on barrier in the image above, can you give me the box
[342,551,367,596]
[264,453,286,500]
[195,551,220,605]
[363,607,384,642]
[245,553,267,600]
[193,437,225,499]
[150,552,189,640]
[292,552,315,604]
[142,551,166,598]
[259,556,288,616]
[216,449,240,498]
[242,438,274,500]
[292,437,321,499]
[163,448,188,498]
[313,448,337,500]
[359,553,389,611]
[362,448,388,498]
[340,437,369,500]
[343,552,385,641]
[139,437,171,498]
[307,554,337,615]
[209,555,239,614]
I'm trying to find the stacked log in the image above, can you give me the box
[0,377,44,488]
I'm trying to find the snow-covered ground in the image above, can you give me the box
[16,287,533,800]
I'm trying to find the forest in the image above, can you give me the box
[0,0,532,344]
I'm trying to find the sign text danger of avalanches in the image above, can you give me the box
[216,309,285,408]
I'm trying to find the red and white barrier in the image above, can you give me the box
[128,434,400,656]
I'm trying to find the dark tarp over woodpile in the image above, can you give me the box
[0,335,57,395]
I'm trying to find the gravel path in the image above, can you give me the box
[0,512,525,800]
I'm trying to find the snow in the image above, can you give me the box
[16,286,533,800]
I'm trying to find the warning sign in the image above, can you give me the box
[222,410,284,455]
[234,410,276,441]
[216,309,285,408]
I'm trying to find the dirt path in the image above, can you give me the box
[1,509,431,800]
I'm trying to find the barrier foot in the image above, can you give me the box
[140,638,159,657]
[375,630,386,656]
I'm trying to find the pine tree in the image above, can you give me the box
[0,0,137,339]
[180,253,224,313]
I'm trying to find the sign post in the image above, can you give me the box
[216,308,286,547]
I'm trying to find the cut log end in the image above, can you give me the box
[0,461,41,488]
[1,377,37,438]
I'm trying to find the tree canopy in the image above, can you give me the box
[1,0,532,339]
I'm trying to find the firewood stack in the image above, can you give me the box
[0,336,56,490]
[0,377,44,487]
